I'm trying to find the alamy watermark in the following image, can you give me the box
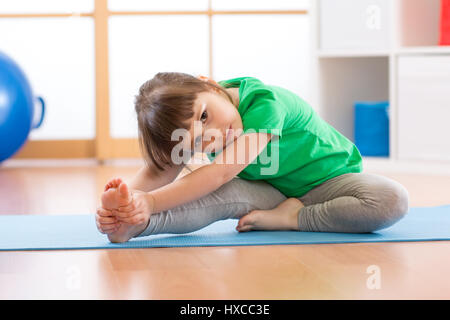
[65,265,81,291]
[366,265,381,290]
[366,4,381,31]
[170,120,280,176]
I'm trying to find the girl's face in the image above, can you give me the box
[185,86,243,154]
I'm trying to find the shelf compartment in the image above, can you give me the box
[317,57,390,146]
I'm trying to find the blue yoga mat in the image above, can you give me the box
[1,205,450,251]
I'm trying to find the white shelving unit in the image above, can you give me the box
[310,0,450,173]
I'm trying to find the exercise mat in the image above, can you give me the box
[1,205,449,251]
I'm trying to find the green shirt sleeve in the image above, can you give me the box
[240,98,285,138]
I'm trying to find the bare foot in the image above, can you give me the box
[101,178,133,210]
[101,179,149,243]
[236,198,305,232]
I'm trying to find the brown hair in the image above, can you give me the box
[134,72,234,174]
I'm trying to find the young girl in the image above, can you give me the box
[96,72,409,243]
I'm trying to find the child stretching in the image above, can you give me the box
[95,72,409,243]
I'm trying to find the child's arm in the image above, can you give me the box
[147,132,274,213]
[128,162,186,192]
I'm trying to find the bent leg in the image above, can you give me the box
[296,173,410,233]
[136,177,287,237]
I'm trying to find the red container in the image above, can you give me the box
[440,0,450,45]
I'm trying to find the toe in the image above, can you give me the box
[237,216,248,229]
[118,182,131,201]
[107,178,122,188]
[236,224,251,232]
[238,211,257,228]
[101,189,116,209]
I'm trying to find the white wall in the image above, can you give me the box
[0,0,312,140]
[0,17,95,140]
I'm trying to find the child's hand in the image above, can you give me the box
[112,190,155,226]
[96,206,121,234]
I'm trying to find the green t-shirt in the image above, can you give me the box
[207,76,363,198]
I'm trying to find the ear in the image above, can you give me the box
[197,75,220,86]
[197,75,222,95]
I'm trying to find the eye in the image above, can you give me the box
[200,110,207,122]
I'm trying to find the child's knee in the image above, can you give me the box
[369,180,409,231]
[386,181,410,220]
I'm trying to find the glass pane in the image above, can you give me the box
[108,0,208,11]
[109,15,209,138]
[0,0,93,13]
[0,17,95,140]
[212,0,310,10]
[212,14,312,104]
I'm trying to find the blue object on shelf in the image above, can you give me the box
[354,101,389,157]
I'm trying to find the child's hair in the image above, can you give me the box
[134,72,234,174]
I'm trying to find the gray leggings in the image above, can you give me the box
[136,172,410,237]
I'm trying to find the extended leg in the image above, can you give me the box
[136,177,287,237]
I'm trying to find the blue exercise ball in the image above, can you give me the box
[0,51,45,163]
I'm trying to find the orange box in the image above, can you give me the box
[440,0,450,45]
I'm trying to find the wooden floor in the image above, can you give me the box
[1,160,450,299]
